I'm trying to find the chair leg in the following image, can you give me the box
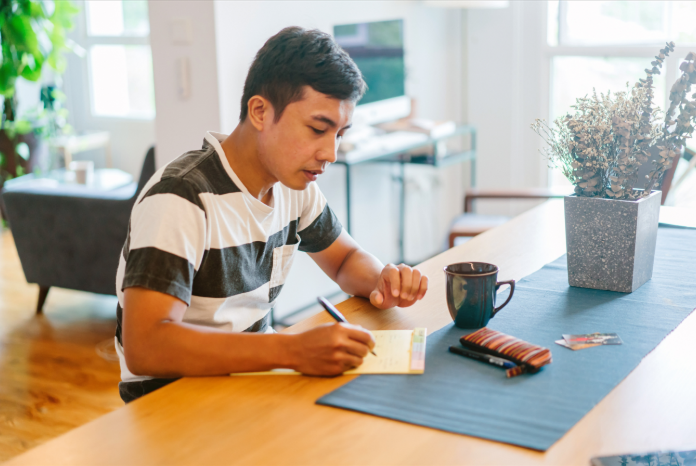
[36,286,50,314]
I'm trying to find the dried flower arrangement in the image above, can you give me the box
[533,42,696,200]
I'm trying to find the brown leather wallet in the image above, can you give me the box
[460,327,552,378]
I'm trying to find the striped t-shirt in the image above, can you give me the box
[115,131,342,382]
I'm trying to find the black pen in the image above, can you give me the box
[316,296,377,356]
[448,345,516,369]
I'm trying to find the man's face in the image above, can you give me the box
[256,86,354,190]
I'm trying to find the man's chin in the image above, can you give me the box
[280,176,312,191]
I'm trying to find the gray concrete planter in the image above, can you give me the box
[564,190,661,293]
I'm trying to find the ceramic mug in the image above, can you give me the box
[444,262,515,329]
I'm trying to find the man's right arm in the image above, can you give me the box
[122,287,375,377]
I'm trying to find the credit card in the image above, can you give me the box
[554,339,601,351]
[562,333,623,347]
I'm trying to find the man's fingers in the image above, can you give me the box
[370,289,384,305]
[398,265,413,300]
[341,354,364,370]
[298,323,375,376]
[342,324,376,350]
[342,338,371,358]
[417,275,429,300]
[409,268,422,300]
[387,264,400,297]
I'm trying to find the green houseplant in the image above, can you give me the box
[0,0,79,184]
[532,43,696,293]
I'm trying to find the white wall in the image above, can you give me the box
[466,1,550,216]
[212,1,468,317]
[148,1,222,169]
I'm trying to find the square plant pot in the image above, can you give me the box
[564,190,661,293]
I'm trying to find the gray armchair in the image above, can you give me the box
[1,147,155,313]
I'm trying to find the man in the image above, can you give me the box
[116,26,429,403]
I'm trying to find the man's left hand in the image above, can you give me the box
[369,263,428,309]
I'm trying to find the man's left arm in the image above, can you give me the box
[308,230,428,309]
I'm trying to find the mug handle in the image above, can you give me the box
[492,280,515,316]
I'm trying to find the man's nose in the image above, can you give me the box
[318,137,338,164]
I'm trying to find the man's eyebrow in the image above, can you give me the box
[311,115,337,127]
[311,115,351,131]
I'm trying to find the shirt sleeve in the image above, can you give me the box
[121,177,207,305]
[297,182,343,253]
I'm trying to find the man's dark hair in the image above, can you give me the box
[240,27,366,122]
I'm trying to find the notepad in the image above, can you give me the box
[230,328,426,376]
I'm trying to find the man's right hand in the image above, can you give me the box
[289,323,376,376]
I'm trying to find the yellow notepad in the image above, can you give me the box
[230,328,426,376]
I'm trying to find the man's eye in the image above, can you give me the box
[311,127,325,135]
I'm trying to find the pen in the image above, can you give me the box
[448,345,517,369]
[316,296,377,356]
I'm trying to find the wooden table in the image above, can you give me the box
[7,201,696,465]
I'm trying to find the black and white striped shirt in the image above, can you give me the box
[115,132,342,382]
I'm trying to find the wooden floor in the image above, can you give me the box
[0,229,123,462]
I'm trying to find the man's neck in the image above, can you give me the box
[219,123,276,206]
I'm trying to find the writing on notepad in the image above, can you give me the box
[230,328,426,376]
[344,330,423,375]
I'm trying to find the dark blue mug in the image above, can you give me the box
[444,262,515,329]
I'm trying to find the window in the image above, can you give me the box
[547,1,696,186]
[556,1,696,47]
[551,56,666,121]
[83,1,155,119]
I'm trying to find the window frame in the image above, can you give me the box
[543,0,696,187]
[79,1,155,121]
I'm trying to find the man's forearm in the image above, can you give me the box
[334,247,383,298]
[309,230,427,309]
[123,322,296,378]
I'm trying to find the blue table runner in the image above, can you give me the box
[317,227,696,451]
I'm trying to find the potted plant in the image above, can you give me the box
[533,42,696,293]
[0,0,79,187]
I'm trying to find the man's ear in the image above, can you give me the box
[247,95,274,132]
